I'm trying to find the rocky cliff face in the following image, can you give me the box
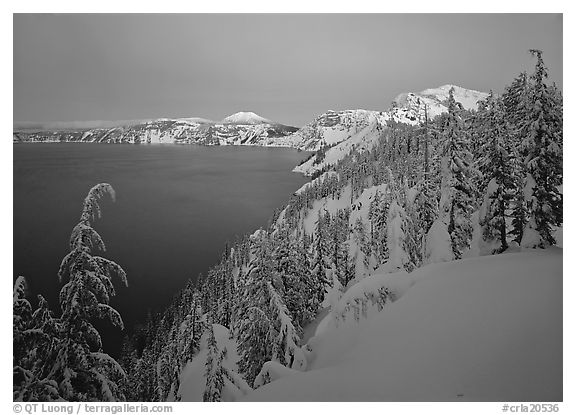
[291,85,489,176]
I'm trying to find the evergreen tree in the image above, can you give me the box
[385,192,411,272]
[519,50,563,248]
[476,93,518,254]
[235,234,277,385]
[13,277,61,401]
[368,189,390,266]
[55,183,128,401]
[307,233,328,312]
[353,217,372,273]
[203,317,225,402]
[266,281,301,367]
[436,87,475,259]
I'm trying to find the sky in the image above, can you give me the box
[13,13,563,128]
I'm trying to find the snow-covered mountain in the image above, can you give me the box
[221,111,272,125]
[392,84,489,121]
[13,112,299,146]
[292,85,489,176]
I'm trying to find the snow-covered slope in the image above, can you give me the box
[243,248,562,401]
[293,112,388,175]
[13,113,298,146]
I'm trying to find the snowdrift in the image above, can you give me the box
[244,248,562,401]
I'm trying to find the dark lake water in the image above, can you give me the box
[13,143,309,356]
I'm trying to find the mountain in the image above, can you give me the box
[392,84,489,121]
[221,111,272,125]
[13,113,299,146]
[292,85,489,176]
[13,85,488,165]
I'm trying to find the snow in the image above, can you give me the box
[423,219,454,264]
[278,109,386,153]
[420,84,489,111]
[301,308,330,344]
[178,117,213,124]
[244,248,562,401]
[293,112,387,176]
[221,111,272,125]
[294,171,338,195]
[253,361,300,389]
[318,271,414,335]
[385,200,409,272]
[176,323,251,401]
[392,85,489,127]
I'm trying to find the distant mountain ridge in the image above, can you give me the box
[13,85,488,153]
[13,112,299,146]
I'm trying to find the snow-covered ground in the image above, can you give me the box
[243,248,562,401]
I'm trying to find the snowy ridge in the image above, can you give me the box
[267,109,385,152]
[291,85,489,176]
[14,113,298,146]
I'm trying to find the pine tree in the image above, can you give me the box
[13,277,61,401]
[436,87,475,259]
[332,209,353,288]
[118,335,139,401]
[54,183,128,401]
[519,50,563,248]
[476,93,518,254]
[203,317,225,402]
[266,281,301,367]
[353,217,372,273]
[308,233,328,313]
[368,189,390,266]
[502,71,532,245]
[235,234,276,386]
[385,191,411,272]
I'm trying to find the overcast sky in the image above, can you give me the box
[13,14,562,127]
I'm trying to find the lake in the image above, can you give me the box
[13,143,309,356]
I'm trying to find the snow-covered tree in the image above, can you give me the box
[54,183,128,401]
[385,196,411,272]
[476,93,519,254]
[435,87,476,259]
[203,318,225,402]
[353,217,372,273]
[518,50,563,248]
[368,189,390,266]
[273,226,309,329]
[310,224,329,306]
[13,277,61,401]
[266,281,301,367]
[235,234,277,385]
[14,184,129,402]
